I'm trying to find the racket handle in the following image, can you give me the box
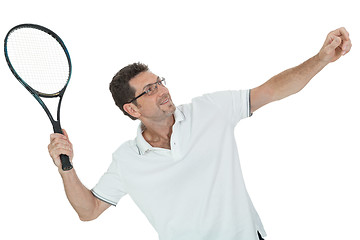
[60,154,73,171]
[53,122,73,171]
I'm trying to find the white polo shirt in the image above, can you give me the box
[92,90,266,240]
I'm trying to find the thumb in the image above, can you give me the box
[62,129,70,139]
[326,36,342,51]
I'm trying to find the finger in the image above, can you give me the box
[62,129,70,140]
[49,142,73,159]
[52,139,72,150]
[50,148,73,162]
[327,36,342,52]
[50,132,67,143]
[50,133,57,141]
[55,148,73,157]
[341,39,352,54]
[48,144,61,162]
[338,27,350,40]
[331,27,350,40]
[49,137,71,153]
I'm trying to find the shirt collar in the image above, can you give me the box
[135,107,185,155]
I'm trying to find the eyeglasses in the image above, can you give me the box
[128,77,166,103]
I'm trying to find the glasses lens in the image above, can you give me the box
[144,77,166,96]
[160,78,166,86]
[145,84,156,96]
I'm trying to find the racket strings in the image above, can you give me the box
[6,27,70,95]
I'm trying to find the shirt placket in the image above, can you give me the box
[170,123,181,160]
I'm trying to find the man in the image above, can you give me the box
[48,28,351,240]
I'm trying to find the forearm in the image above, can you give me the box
[59,168,98,221]
[268,54,328,101]
[251,28,351,113]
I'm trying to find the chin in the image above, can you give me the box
[167,103,176,113]
[162,102,176,115]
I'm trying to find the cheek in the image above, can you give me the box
[138,99,158,113]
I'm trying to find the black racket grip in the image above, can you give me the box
[60,154,73,171]
[53,122,73,171]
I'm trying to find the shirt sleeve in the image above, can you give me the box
[198,89,251,125]
[232,89,252,122]
[91,156,128,206]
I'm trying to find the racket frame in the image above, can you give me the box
[4,23,73,171]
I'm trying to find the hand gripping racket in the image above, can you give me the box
[4,24,73,171]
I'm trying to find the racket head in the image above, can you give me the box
[4,23,72,97]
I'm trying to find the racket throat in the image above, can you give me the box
[52,120,63,134]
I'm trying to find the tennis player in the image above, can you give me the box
[48,27,351,240]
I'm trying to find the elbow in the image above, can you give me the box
[78,212,99,222]
[79,216,91,222]
[79,215,97,222]
[77,196,104,222]
[79,218,93,222]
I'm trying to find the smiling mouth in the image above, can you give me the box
[160,98,170,105]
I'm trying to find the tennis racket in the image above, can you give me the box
[4,23,73,171]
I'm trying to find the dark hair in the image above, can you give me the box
[109,62,149,120]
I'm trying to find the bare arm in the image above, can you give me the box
[48,130,111,221]
[59,168,111,221]
[251,27,352,113]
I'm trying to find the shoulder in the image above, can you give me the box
[192,90,249,107]
[186,90,251,124]
[113,140,140,161]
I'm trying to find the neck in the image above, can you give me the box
[141,114,175,145]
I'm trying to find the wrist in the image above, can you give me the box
[313,53,329,69]
[316,51,332,66]
[58,166,75,177]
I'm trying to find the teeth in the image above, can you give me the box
[160,98,169,105]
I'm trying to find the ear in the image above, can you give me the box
[123,103,141,119]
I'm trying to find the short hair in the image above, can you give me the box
[109,62,149,120]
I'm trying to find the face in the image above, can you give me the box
[126,71,176,121]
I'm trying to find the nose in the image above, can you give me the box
[157,85,171,102]
[157,82,168,94]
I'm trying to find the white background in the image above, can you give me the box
[0,0,359,239]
